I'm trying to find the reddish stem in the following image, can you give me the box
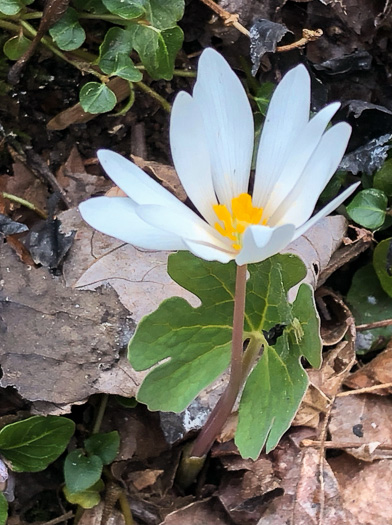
[191,264,247,458]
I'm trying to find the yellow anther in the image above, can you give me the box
[213,193,266,251]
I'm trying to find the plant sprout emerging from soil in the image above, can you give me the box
[80,48,359,479]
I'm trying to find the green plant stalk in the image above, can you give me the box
[191,263,248,458]
[136,81,171,113]
[1,192,47,219]
[92,394,109,435]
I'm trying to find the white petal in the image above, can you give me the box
[170,91,217,225]
[271,122,351,227]
[79,197,186,250]
[292,182,360,240]
[136,204,231,250]
[184,239,235,263]
[262,102,341,217]
[193,48,254,207]
[97,150,185,211]
[236,224,296,265]
[253,64,311,209]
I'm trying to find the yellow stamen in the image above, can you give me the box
[213,193,266,251]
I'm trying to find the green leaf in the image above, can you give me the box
[49,7,86,51]
[99,27,142,82]
[79,82,117,114]
[347,264,392,353]
[0,493,7,525]
[64,450,103,493]
[236,283,321,458]
[102,0,147,19]
[319,170,347,203]
[129,252,308,414]
[0,416,74,472]
[0,0,32,15]
[146,0,185,29]
[3,34,31,60]
[130,24,183,80]
[254,82,274,116]
[346,188,388,229]
[84,431,120,465]
[73,0,108,13]
[63,479,104,509]
[373,238,392,298]
[374,158,392,197]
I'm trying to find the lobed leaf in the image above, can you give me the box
[102,0,147,19]
[129,251,314,432]
[0,416,75,472]
[146,0,185,30]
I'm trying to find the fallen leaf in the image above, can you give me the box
[345,341,392,393]
[161,498,233,525]
[329,395,392,461]
[0,242,142,413]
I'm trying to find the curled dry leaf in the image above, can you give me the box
[283,215,347,301]
[344,340,392,394]
[315,287,351,346]
[131,155,187,203]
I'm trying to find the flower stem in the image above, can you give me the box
[190,263,247,458]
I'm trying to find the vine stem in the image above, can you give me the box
[191,263,247,458]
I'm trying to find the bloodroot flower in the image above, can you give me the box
[80,49,358,265]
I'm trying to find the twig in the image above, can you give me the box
[39,511,74,525]
[276,28,323,52]
[356,319,392,331]
[1,192,47,219]
[302,439,392,450]
[337,382,392,397]
[198,0,249,36]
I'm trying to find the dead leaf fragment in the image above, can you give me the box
[345,342,392,394]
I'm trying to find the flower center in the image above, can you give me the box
[213,193,267,251]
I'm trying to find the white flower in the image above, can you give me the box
[79,48,359,265]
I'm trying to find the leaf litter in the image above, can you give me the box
[3,0,392,522]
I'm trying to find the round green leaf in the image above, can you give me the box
[102,0,146,19]
[63,479,104,509]
[0,416,75,472]
[3,34,31,60]
[64,450,103,493]
[79,82,117,114]
[347,264,392,353]
[373,238,392,298]
[146,0,185,29]
[346,188,388,229]
[84,431,120,465]
[0,493,8,525]
[374,158,392,197]
[49,7,86,51]
[0,0,23,15]
[99,27,142,82]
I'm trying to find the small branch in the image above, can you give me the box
[276,28,323,52]
[135,81,171,113]
[40,511,74,525]
[337,382,392,397]
[302,439,392,450]
[356,319,392,331]
[1,192,47,219]
[198,0,249,36]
